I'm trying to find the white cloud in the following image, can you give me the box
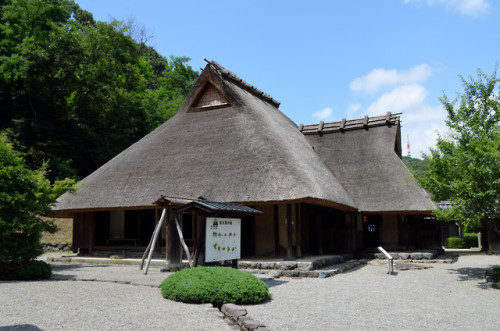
[313,107,333,120]
[347,103,362,117]
[366,84,428,115]
[364,84,447,157]
[403,0,490,17]
[350,64,432,93]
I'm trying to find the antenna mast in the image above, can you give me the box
[407,133,411,157]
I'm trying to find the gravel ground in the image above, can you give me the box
[0,264,228,330]
[245,255,500,330]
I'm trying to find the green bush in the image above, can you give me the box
[445,235,478,248]
[493,268,500,282]
[160,267,270,305]
[0,260,52,280]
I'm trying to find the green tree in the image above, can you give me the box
[415,67,500,245]
[0,134,75,267]
[0,0,198,180]
[403,156,430,178]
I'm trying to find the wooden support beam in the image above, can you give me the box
[295,203,302,258]
[285,204,295,260]
[193,214,205,267]
[274,205,280,257]
[166,206,182,265]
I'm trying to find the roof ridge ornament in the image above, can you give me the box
[205,59,281,108]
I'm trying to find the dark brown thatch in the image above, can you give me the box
[54,61,356,214]
[302,113,437,213]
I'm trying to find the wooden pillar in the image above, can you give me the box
[285,204,295,260]
[295,203,302,258]
[166,206,181,265]
[274,205,280,257]
[193,214,206,267]
[317,213,323,255]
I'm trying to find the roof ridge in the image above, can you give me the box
[300,112,401,135]
[207,60,281,108]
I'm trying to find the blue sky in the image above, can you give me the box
[76,0,499,158]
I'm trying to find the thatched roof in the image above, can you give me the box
[302,113,437,214]
[55,61,356,214]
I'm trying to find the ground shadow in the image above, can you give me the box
[448,265,500,290]
[262,278,288,289]
[0,324,42,331]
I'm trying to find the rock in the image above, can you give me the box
[318,271,334,278]
[410,253,423,260]
[221,303,247,318]
[297,262,312,270]
[422,253,433,260]
[277,262,297,270]
[269,270,282,278]
[237,262,249,269]
[249,262,261,269]
[243,319,266,330]
[260,262,276,269]
[299,270,318,278]
[398,253,410,260]
[281,270,299,277]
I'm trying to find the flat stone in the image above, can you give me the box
[249,262,261,269]
[318,270,334,278]
[277,262,297,270]
[204,307,220,313]
[260,262,276,269]
[243,319,266,330]
[411,253,423,260]
[221,303,247,318]
[297,262,312,270]
[422,253,434,260]
[281,270,299,277]
[269,270,282,278]
[398,253,410,260]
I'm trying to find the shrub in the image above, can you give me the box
[160,267,270,305]
[493,268,500,282]
[0,260,52,280]
[445,235,478,248]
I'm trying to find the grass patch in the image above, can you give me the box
[493,268,500,282]
[41,217,72,244]
[161,267,270,305]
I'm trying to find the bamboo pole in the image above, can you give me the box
[143,208,166,275]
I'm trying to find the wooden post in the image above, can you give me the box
[166,206,181,265]
[192,215,206,267]
[295,203,302,258]
[274,205,280,257]
[318,213,323,255]
[285,204,295,260]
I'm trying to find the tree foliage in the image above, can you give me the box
[0,0,198,180]
[415,67,500,237]
[402,156,429,178]
[0,134,75,265]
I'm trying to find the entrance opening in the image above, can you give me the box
[363,215,381,248]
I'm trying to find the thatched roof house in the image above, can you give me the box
[55,61,355,214]
[301,114,437,213]
[55,61,441,258]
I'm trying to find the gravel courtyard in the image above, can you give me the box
[1,255,499,330]
[246,255,500,330]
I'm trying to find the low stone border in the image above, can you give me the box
[485,269,500,289]
[210,303,268,331]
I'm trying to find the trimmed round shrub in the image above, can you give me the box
[160,267,270,305]
[445,235,478,249]
[0,260,52,280]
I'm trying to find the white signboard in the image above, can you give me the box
[205,217,241,263]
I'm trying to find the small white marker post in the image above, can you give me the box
[377,246,394,274]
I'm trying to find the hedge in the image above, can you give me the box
[160,266,270,305]
[445,235,478,249]
[0,260,52,280]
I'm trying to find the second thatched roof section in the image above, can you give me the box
[302,114,437,214]
[54,61,356,214]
